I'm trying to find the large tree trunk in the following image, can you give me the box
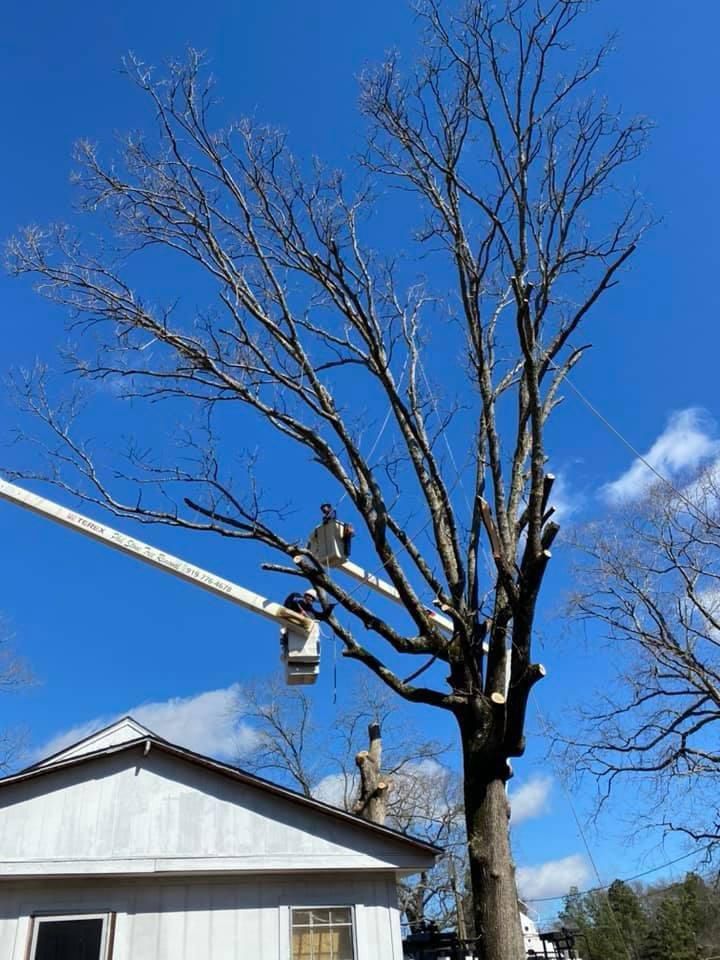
[460,713,524,960]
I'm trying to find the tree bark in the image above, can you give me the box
[459,711,524,960]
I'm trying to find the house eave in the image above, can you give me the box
[0,855,429,880]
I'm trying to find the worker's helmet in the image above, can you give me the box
[304,588,318,600]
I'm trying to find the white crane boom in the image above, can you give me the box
[339,559,407,603]
[0,478,311,632]
[339,560,454,635]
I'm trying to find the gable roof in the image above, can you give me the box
[32,716,159,768]
[2,720,440,860]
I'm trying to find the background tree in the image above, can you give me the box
[560,882,642,960]
[607,880,648,960]
[560,874,713,960]
[564,465,720,848]
[234,677,466,932]
[634,874,702,960]
[0,622,32,770]
[4,1,648,954]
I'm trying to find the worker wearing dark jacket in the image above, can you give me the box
[283,588,335,622]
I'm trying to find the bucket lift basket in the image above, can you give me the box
[280,621,321,686]
[307,519,352,568]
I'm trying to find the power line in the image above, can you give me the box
[338,355,492,609]
[531,692,634,959]
[518,360,718,929]
[418,357,474,520]
[522,843,713,904]
[530,680,712,915]
[545,358,718,529]
[335,355,410,512]
[417,357,495,584]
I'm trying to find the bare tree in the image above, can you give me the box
[234,677,466,932]
[389,755,468,936]
[4,3,648,954]
[563,466,720,847]
[234,678,321,800]
[236,677,451,806]
[0,623,32,770]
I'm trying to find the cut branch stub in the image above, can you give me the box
[505,663,547,758]
[540,474,556,516]
[352,721,391,825]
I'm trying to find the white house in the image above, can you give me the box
[0,717,439,960]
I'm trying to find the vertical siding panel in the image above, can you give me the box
[155,881,187,960]
[0,890,23,960]
[373,879,387,960]
[36,778,60,860]
[0,919,12,960]
[232,881,242,960]
[91,768,104,859]
[386,875,404,960]
[11,915,31,960]
[258,877,278,960]
[126,881,162,958]
[109,907,130,960]
[110,884,134,960]
[354,904,369,960]
[277,903,290,960]
[183,880,211,959]
[128,769,152,856]
[208,880,236,959]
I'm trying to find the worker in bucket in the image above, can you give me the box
[283,587,336,622]
[319,502,355,556]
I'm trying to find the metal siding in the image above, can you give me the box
[354,903,369,960]
[0,752,430,876]
[155,884,187,960]
[0,875,399,960]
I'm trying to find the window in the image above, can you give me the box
[291,907,355,960]
[29,914,112,960]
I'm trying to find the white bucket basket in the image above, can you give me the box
[280,621,321,686]
[307,520,351,568]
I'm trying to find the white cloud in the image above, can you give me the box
[684,586,720,640]
[510,775,553,824]
[395,757,447,782]
[312,758,457,817]
[602,408,720,505]
[313,771,353,808]
[681,457,720,509]
[517,854,591,901]
[34,685,258,762]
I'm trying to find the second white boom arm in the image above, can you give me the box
[339,560,454,634]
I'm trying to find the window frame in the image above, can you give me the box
[27,911,114,960]
[289,905,357,960]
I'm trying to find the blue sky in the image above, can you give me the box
[1,0,719,923]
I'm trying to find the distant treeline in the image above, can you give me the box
[559,872,720,960]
